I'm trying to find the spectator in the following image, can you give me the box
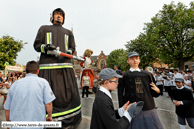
[2,75,7,81]
[4,61,56,122]
[163,73,171,97]
[186,70,193,77]
[92,74,100,96]
[102,65,108,70]
[82,72,90,100]
[6,77,13,87]
[189,68,194,74]
[114,65,124,108]
[18,75,23,80]
[170,77,194,129]
[114,65,123,75]
[156,72,164,96]
[0,72,3,84]
[184,76,192,91]
[0,72,8,98]
[2,77,11,109]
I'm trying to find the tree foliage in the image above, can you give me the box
[117,51,130,72]
[146,1,194,70]
[126,1,194,70]
[107,49,130,71]
[0,36,23,70]
[125,33,159,69]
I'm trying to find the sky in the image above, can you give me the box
[0,0,192,65]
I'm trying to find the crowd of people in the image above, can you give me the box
[152,68,194,97]
[0,71,25,109]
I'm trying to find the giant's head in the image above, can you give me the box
[84,49,93,57]
[127,52,140,68]
[50,8,65,25]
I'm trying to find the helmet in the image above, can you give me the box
[50,8,65,24]
[146,67,153,73]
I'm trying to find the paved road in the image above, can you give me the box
[0,79,192,129]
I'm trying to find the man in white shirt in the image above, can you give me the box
[184,76,192,90]
[156,72,164,95]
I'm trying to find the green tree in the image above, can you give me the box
[117,51,130,72]
[144,1,194,70]
[0,36,23,70]
[107,49,126,70]
[125,33,159,69]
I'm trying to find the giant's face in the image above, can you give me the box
[53,11,64,25]
[85,50,92,57]
[127,56,140,67]
[88,52,92,57]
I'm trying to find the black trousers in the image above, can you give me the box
[157,85,163,95]
[168,86,176,97]
[164,86,167,92]
[39,68,81,128]
[82,86,89,98]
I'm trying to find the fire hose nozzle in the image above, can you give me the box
[47,50,61,56]
[72,56,85,61]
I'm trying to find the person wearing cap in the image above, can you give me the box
[90,68,144,129]
[172,69,184,87]
[121,52,163,129]
[33,8,81,128]
[170,77,194,129]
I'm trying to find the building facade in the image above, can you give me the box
[73,51,108,76]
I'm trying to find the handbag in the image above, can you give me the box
[0,86,8,95]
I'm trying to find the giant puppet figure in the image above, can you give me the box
[80,49,95,90]
[34,8,81,128]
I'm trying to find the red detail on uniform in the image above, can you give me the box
[80,57,86,67]
[60,52,73,59]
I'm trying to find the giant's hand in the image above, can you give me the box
[127,101,144,118]
[150,82,160,93]
[67,50,72,55]
[47,50,85,61]
[45,44,56,51]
